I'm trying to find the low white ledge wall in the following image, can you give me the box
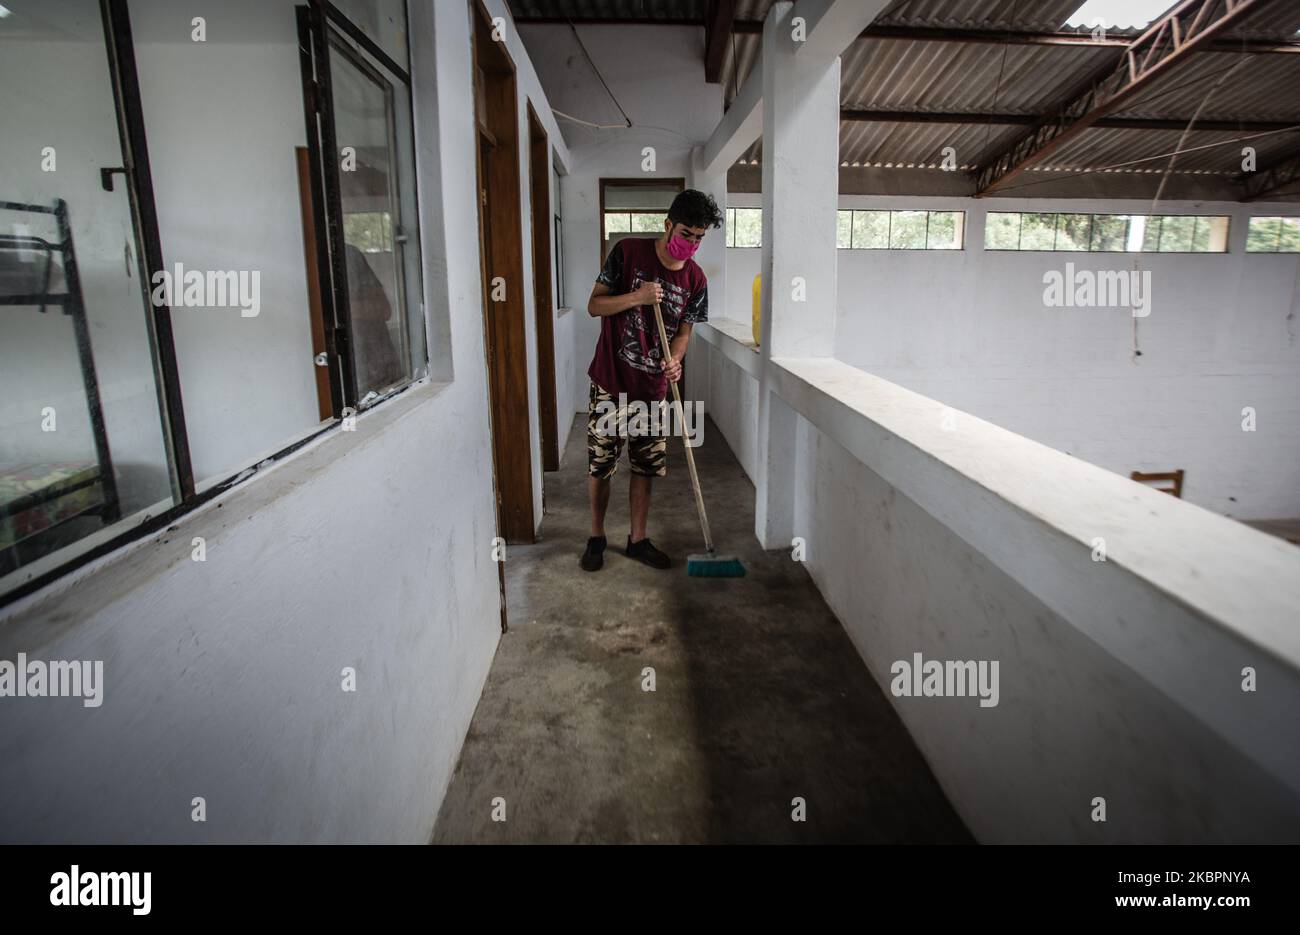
[690,321,1300,840]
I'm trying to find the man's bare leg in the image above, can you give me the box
[629,473,652,542]
[588,475,611,537]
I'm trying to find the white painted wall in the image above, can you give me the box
[725,194,1300,519]
[0,0,542,843]
[517,23,724,419]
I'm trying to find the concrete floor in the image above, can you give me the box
[432,413,972,844]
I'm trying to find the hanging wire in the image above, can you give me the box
[730,30,739,108]
[979,0,1019,158]
[1128,55,1255,359]
[560,20,632,129]
[986,42,1281,197]
[992,124,1300,194]
[551,18,700,145]
[552,108,632,130]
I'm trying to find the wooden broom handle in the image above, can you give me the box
[652,301,714,553]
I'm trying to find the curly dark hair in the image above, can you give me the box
[667,189,724,230]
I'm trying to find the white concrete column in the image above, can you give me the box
[759,2,840,359]
[689,145,728,327]
[755,0,841,548]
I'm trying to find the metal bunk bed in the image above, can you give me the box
[0,198,120,576]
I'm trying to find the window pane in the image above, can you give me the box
[1056,214,1092,252]
[885,211,923,249]
[329,0,409,72]
[733,208,762,247]
[1021,213,1057,250]
[1201,216,1230,252]
[1091,215,1129,251]
[855,211,890,249]
[343,212,394,253]
[836,210,852,248]
[329,30,424,403]
[604,213,630,234]
[926,212,962,249]
[1279,218,1300,253]
[1189,216,1212,253]
[1246,217,1281,252]
[1159,216,1195,252]
[134,0,337,486]
[1,0,176,582]
[1140,217,1163,252]
[630,212,665,233]
[985,213,1021,250]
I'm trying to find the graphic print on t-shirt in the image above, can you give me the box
[622,272,690,374]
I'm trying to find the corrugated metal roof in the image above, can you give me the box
[1114,52,1300,122]
[838,39,1119,115]
[1043,124,1300,175]
[511,0,1300,191]
[875,0,1094,33]
[508,0,705,20]
[730,1,1300,180]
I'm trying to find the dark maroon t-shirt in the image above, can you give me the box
[587,237,708,403]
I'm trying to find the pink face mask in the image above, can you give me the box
[666,233,700,261]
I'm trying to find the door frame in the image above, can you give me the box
[296,2,358,410]
[472,0,536,546]
[527,103,559,473]
[598,176,686,261]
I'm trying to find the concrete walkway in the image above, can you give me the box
[432,413,971,844]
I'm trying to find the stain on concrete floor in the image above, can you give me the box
[432,414,972,844]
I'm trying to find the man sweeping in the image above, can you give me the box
[580,189,723,572]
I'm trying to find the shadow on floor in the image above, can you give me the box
[432,413,972,844]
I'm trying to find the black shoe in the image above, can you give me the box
[580,535,607,572]
[626,536,671,569]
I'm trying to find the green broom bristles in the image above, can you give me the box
[686,552,746,577]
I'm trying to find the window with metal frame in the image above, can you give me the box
[0,0,427,605]
[603,212,668,236]
[725,207,762,247]
[0,0,185,596]
[985,212,1230,253]
[836,210,965,250]
[1245,216,1300,253]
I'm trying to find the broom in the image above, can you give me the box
[652,301,746,578]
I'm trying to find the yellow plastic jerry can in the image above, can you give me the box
[751,273,762,346]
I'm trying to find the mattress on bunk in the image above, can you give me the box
[0,461,105,551]
[0,246,67,298]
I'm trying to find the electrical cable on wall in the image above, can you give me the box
[552,108,631,130]
[554,20,632,130]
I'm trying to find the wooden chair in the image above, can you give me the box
[1130,469,1184,498]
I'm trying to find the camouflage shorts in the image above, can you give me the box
[587,382,668,479]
